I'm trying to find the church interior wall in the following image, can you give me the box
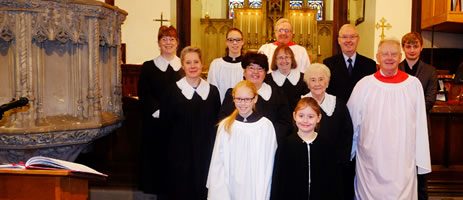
[116,0,172,64]
[201,0,227,19]
[356,0,376,60]
[374,0,412,62]
[191,0,203,49]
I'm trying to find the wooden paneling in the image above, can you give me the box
[421,0,463,32]
[121,64,141,97]
[428,105,463,185]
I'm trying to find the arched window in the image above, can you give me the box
[307,0,324,21]
[228,0,244,19]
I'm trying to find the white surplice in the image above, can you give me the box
[207,58,244,103]
[206,117,277,200]
[347,74,432,200]
[258,43,311,73]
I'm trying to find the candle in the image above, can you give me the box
[318,45,321,55]
[240,12,243,30]
[292,13,296,35]
[300,13,303,34]
[255,13,258,33]
[248,12,250,34]
[308,13,311,34]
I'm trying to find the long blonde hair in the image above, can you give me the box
[222,80,258,135]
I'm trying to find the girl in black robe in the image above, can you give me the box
[161,46,221,200]
[271,97,344,200]
[137,26,184,197]
[265,44,309,112]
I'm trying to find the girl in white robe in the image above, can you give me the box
[207,28,245,103]
[207,80,277,200]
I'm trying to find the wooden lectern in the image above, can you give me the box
[0,168,105,200]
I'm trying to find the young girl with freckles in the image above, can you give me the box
[207,80,277,200]
[271,97,344,200]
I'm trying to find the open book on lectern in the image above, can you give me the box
[0,156,107,177]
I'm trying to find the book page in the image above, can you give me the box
[25,156,107,177]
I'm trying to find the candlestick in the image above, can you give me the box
[308,14,311,34]
[292,13,296,34]
[240,12,243,30]
[300,13,303,35]
[255,13,258,33]
[248,12,251,34]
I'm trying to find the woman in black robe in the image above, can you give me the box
[265,44,309,112]
[137,26,184,197]
[219,52,292,143]
[271,96,350,200]
[301,63,354,199]
[161,46,221,200]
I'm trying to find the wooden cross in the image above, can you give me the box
[153,12,169,26]
[375,17,391,40]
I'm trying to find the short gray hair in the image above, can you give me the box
[338,24,358,36]
[304,63,331,82]
[377,38,401,53]
[274,18,292,32]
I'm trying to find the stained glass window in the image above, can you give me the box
[229,0,244,19]
[289,1,303,9]
[249,0,262,8]
[308,0,324,21]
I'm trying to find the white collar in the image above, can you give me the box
[302,92,336,116]
[257,82,272,101]
[271,69,300,86]
[176,77,210,100]
[154,55,182,72]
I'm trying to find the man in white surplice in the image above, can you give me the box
[258,18,310,73]
[347,39,431,200]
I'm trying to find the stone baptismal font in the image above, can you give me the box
[0,0,127,163]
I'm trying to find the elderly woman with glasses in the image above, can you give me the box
[207,28,245,103]
[219,52,292,144]
[293,63,354,200]
[266,45,309,112]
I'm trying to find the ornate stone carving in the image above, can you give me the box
[0,0,126,46]
[0,0,127,163]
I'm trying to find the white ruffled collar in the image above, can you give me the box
[301,92,336,116]
[258,82,272,101]
[176,77,210,100]
[153,55,182,72]
[271,69,300,86]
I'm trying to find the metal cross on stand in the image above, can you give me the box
[153,12,169,26]
[375,17,392,40]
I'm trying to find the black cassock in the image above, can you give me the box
[271,98,353,200]
[161,82,221,200]
[137,59,184,194]
[271,131,342,200]
[265,72,309,112]
[219,85,292,144]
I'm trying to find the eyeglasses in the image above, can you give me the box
[226,38,243,42]
[278,29,291,33]
[234,96,255,103]
[247,66,265,72]
[161,37,176,42]
[277,55,291,60]
[338,34,358,40]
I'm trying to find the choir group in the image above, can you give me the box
[137,18,436,200]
